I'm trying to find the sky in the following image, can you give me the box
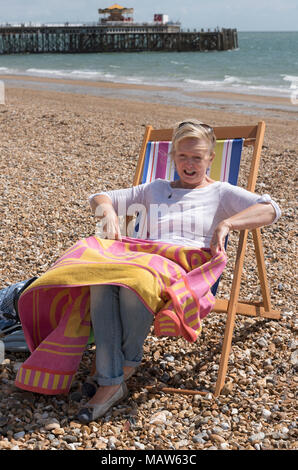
[0,0,297,31]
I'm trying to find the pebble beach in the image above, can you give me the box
[0,79,297,451]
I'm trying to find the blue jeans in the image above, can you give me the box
[90,285,154,386]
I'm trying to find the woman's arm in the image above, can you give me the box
[210,202,276,255]
[90,194,114,215]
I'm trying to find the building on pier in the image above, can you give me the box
[97,4,181,33]
[98,4,134,24]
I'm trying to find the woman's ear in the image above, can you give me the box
[209,151,215,164]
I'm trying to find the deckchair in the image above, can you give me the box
[130,121,281,397]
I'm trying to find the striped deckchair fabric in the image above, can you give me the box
[141,141,177,183]
[140,139,243,184]
[134,138,244,250]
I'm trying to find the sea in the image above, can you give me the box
[0,31,297,113]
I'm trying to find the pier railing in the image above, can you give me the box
[0,25,238,54]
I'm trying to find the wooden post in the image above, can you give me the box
[252,228,272,313]
[133,125,152,186]
[214,229,248,396]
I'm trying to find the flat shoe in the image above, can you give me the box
[81,368,136,398]
[77,382,128,423]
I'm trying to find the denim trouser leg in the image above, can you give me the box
[90,285,154,386]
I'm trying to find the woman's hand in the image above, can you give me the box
[210,203,277,256]
[101,210,123,241]
[94,202,122,241]
[210,220,231,256]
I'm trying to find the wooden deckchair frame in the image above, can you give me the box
[133,121,281,397]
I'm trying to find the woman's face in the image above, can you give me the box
[173,137,215,189]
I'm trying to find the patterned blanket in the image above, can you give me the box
[15,236,227,395]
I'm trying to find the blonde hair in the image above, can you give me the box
[170,119,216,159]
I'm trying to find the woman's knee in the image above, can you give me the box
[119,287,153,327]
[90,284,118,304]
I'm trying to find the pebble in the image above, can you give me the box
[164,354,175,362]
[52,428,64,436]
[257,338,268,348]
[290,350,298,366]
[193,435,206,444]
[50,439,61,447]
[44,420,61,431]
[262,409,272,419]
[13,431,25,439]
[249,432,265,443]
[220,443,230,450]
[205,393,213,400]
[134,441,145,450]
[63,434,79,443]
[220,422,230,430]
[149,411,171,425]
[210,434,226,444]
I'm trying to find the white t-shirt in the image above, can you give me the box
[89,179,281,248]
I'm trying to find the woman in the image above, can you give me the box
[76,119,280,423]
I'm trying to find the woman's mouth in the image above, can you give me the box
[184,170,196,177]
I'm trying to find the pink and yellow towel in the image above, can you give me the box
[15,236,227,395]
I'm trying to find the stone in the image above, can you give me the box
[205,393,213,400]
[220,422,230,430]
[134,441,145,449]
[249,432,265,443]
[45,420,61,431]
[257,338,268,348]
[164,354,175,362]
[149,411,171,425]
[221,382,234,395]
[290,350,298,366]
[210,434,226,444]
[220,442,230,450]
[0,440,12,450]
[13,431,25,440]
[193,435,206,444]
[52,428,64,435]
[63,434,79,443]
[262,409,272,419]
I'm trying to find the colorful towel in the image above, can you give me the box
[15,236,227,395]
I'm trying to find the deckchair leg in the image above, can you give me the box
[214,230,248,397]
[252,228,272,312]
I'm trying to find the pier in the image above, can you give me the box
[0,4,238,54]
[0,25,238,54]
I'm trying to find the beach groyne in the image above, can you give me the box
[0,25,238,54]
